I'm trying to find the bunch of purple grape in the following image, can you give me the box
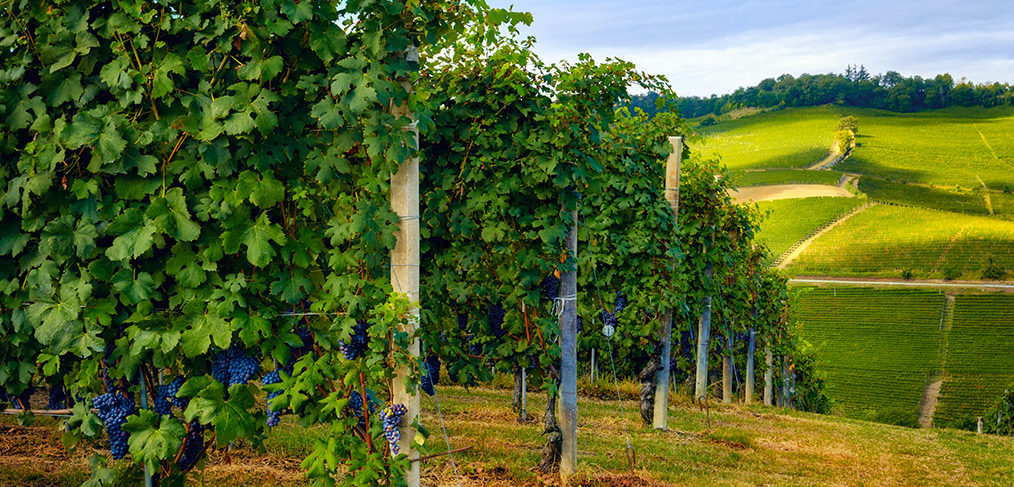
[339,320,372,360]
[487,302,506,338]
[263,370,284,427]
[152,376,186,416]
[177,420,205,471]
[614,291,627,313]
[93,391,135,459]
[47,384,68,409]
[542,275,560,301]
[211,346,260,387]
[380,404,408,455]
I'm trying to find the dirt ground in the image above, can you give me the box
[730,184,854,203]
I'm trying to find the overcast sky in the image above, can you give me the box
[491,0,1014,97]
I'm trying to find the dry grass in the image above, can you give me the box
[5,386,1014,486]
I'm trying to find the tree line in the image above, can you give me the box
[632,66,1014,118]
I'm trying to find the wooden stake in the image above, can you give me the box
[559,208,579,479]
[390,77,421,486]
[745,327,757,405]
[764,346,774,406]
[654,136,682,430]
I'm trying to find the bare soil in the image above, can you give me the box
[730,184,854,203]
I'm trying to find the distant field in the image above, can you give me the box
[733,168,843,187]
[786,205,1014,279]
[838,106,1014,190]
[756,197,866,260]
[698,106,838,169]
[858,177,992,216]
[935,294,1014,428]
[793,287,944,420]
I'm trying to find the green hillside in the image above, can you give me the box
[935,294,1014,428]
[698,106,841,169]
[755,197,866,260]
[733,168,843,187]
[839,106,1014,190]
[793,287,944,422]
[785,205,1014,279]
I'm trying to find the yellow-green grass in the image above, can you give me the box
[792,287,944,421]
[935,294,1014,428]
[838,106,1014,190]
[8,386,1014,486]
[755,197,866,261]
[858,177,996,216]
[731,168,843,187]
[786,205,1014,279]
[698,106,839,170]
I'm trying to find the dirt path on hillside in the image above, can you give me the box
[918,379,944,428]
[807,150,839,170]
[789,277,1014,291]
[775,203,874,269]
[731,184,854,203]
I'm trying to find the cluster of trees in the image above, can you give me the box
[631,66,1014,118]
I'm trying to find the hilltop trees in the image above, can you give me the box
[654,68,1013,118]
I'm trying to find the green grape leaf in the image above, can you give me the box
[124,411,185,472]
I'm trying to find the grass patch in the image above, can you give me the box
[732,168,843,187]
[698,106,840,170]
[9,387,1014,486]
[755,196,867,261]
[792,286,944,419]
[786,205,1014,279]
[837,106,1014,190]
[935,294,1014,428]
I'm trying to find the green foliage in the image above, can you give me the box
[983,387,1014,436]
[0,0,510,484]
[835,115,859,134]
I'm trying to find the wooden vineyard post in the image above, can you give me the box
[390,76,421,486]
[745,327,757,405]
[695,267,713,402]
[763,347,774,406]
[560,208,579,479]
[654,136,682,430]
[722,331,733,404]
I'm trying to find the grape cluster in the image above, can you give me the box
[347,389,379,429]
[542,275,560,301]
[487,302,506,338]
[614,291,627,313]
[211,346,260,387]
[425,355,441,387]
[263,370,284,427]
[152,377,186,416]
[47,384,68,409]
[599,309,618,329]
[456,311,468,331]
[177,420,205,471]
[380,404,408,455]
[339,320,372,360]
[93,391,135,459]
[420,365,435,397]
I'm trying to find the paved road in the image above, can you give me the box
[790,277,1014,290]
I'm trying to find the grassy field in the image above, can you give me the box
[698,106,840,170]
[755,197,866,260]
[835,106,1014,190]
[785,205,1014,279]
[935,294,1014,428]
[857,177,994,216]
[6,384,1014,486]
[792,287,944,422]
[732,169,843,187]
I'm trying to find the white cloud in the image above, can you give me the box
[495,0,1014,96]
